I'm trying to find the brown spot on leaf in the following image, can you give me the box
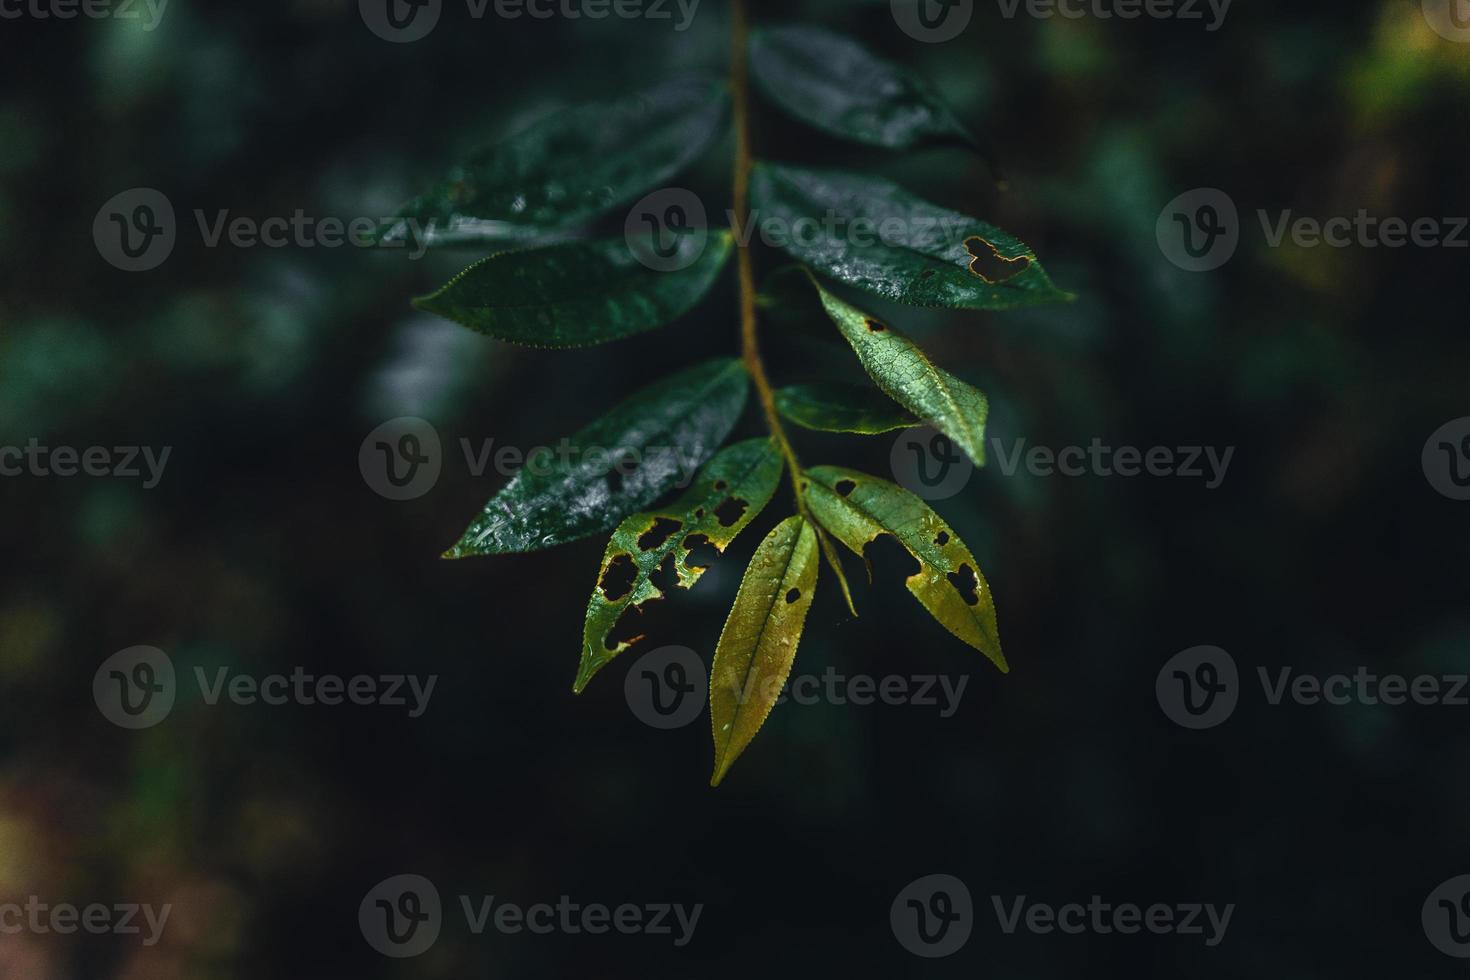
[919,268,936,279]
[714,497,748,527]
[947,563,980,606]
[637,517,682,551]
[964,236,1030,284]
[713,479,728,491]
[785,588,801,604]
[835,479,857,497]
[598,553,637,602]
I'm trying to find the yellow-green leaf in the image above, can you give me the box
[709,515,819,787]
[802,467,1005,673]
[576,438,784,693]
[815,282,990,465]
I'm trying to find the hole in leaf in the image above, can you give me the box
[947,563,980,606]
[694,508,705,519]
[835,479,857,497]
[606,602,649,651]
[714,497,748,528]
[648,552,679,593]
[864,533,922,587]
[682,533,720,570]
[935,531,950,546]
[785,588,801,604]
[713,479,728,491]
[964,236,1031,284]
[598,553,637,602]
[637,517,682,551]
[864,318,887,333]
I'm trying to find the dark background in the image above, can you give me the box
[2,0,1468,976]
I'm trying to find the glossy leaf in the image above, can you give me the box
[414,233,733,348]
[709,515,819,787]
[802,466,1005,673]
[750,25,979,153]
[776,381,918,435]
[381,79,729,246]
[813,285,989,465]
[576,438,784,692]
[750,162,1071,309]
[444,359,748,557]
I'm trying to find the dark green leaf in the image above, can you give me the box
[443,359,748,557]
[750,163,1071,309]
[813,284,989,464]
[382,78,729,246]
[803,466,1005,673]
[709,515,819,786]
[750,25,982,155]
[414,233,733,348]
[776,382,918,435]
[576,438,783,693]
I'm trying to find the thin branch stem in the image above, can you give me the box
[730,0,806,509]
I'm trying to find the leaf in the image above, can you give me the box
[709,515,819,787]
[576,438,784,693]
[802,466,1005,673]
[812,284,989,465]
[413,233,733,348]
[776,381,918,435]
[749,25,986,158]
[749,162,1071,310]
[444,359,748,557]
[381,78,729,247]
[813,521,858,618]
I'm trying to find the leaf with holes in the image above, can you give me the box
[813,284,989,464]
[414,233,733,348]
[576,438,784,692]
[444,359,748,558]
[802,466,1005,673]
[379,78,729,247]
[749,25,994,167]
[709,515,819,786]
[750,162,1071,309]
[776,381,918,436]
